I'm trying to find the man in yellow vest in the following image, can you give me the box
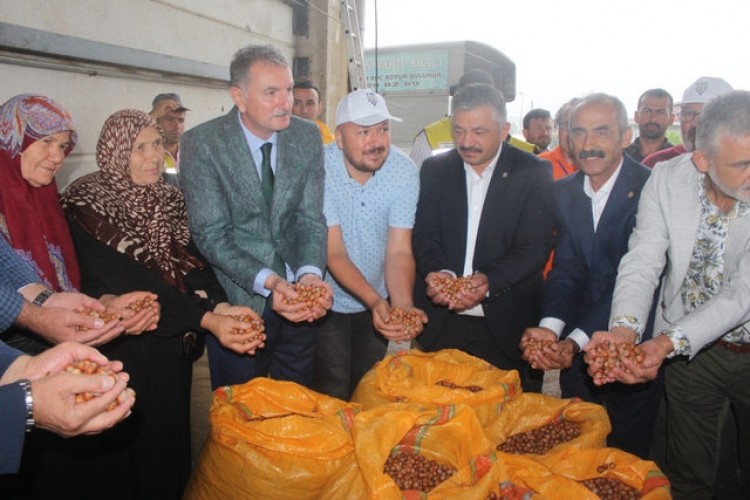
[149,93,189,187]
[292,78,335,145]
[410,69,536,169]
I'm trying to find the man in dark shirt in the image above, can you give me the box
[624,88,674,162]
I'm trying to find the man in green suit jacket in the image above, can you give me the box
[180,45,332,389]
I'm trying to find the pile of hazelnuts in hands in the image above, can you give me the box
[64,359,132,410]
[74,296,158,331]
[283,283,328,312]
[590,340,645,385]
[386,307,422,337]
[230,314,266,344]
[430,275,476,303]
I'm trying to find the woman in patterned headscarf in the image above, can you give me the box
[0,94,80,290]
[59,109,264,499]
[0,94,157,355]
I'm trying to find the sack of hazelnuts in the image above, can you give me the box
[351,348,522,426]
[541,447,671,499]
[485,393,611,465]
[479,452,557,499]
[353,404,495,498]
[184,378,367,500]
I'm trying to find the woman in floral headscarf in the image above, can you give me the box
[57,109,264,499]
[0,94,157,354]
[0,93,80,290]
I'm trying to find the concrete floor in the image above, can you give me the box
[189,352,213,467]
[542,369,561,398]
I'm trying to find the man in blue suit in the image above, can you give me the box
[0,236,133,474]
[520,93,662,458]
[180,45,332,389]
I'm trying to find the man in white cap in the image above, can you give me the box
[643,77,733,167]
[313,89,427,400]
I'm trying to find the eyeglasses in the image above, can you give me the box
[679,110,701,122]
[638,107,670,118]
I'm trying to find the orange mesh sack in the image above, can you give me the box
[353,403,495,499]
[542,447,671,499]
[485,393,611,464]
[184,378,366,500]
[351,348,522,425]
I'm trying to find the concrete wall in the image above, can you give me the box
[0,0,301,189]
[292,0,352,128]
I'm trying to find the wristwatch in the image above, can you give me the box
[32,288,54,306]
[17,378,34,432]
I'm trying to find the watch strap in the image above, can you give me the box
[32,289,54,306]
[17,378,34,432]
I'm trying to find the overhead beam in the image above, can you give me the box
[0,22,229,87]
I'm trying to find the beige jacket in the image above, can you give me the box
[611,153,750,358]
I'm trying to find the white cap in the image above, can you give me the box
[682,77,733,105]
[335,89,402,127]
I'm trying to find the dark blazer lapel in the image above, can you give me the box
[474,147,509,259]
[565,172,596,269]
[597,159,641,236]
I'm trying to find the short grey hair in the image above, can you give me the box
[570,93,629,138]
[230,45,289,87]
[696,90,750,155]
[555,97,582,128]
[450,83,507,126]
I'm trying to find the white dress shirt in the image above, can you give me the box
[458,145,502,317]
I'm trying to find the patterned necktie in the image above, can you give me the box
[259,142,285,278]
[260,142,274,205]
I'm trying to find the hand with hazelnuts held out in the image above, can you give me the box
[0,342,134,437]
[373,302,428,343]
[583,327,670,385]
[268,274,333,323]
[14,295,122,348]
[519,327,577,371]
[425,272,489,312]
[100,291,160,335]
[206,303,266,355]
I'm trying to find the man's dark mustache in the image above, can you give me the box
[579,150,605,159]
[364,147,386,155]
[459,146,483,154]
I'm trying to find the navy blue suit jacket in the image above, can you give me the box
[543,155,651,339]
[0,341,25,474]
[413,145,555,360]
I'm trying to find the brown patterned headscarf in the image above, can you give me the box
[61,109,202,292]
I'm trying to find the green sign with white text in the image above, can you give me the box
[365,50,449,92]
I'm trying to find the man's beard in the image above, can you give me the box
[708,165,750,203]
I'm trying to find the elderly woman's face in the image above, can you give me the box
[130,126,165,186]
[20,131,72,187]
